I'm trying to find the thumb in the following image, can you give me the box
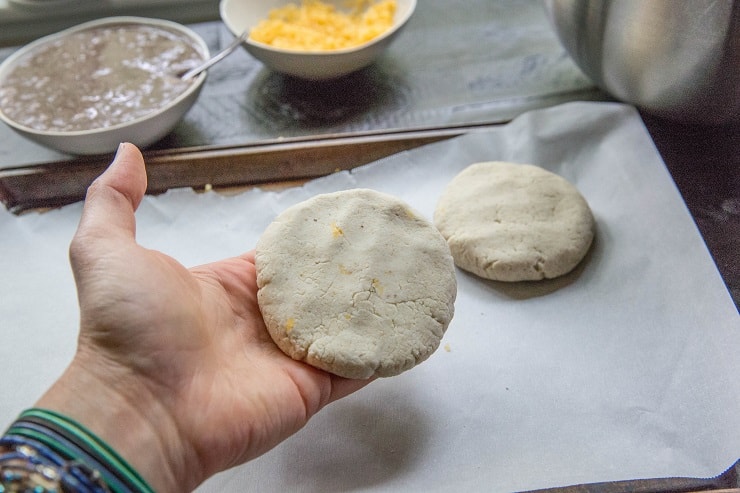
[76,142,148,242]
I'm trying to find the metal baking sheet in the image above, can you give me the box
[0,0,607,168]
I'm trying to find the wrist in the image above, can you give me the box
[3,410,151,492]
[34,352,201,493]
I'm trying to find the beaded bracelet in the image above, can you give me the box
[1,408,156,493]
[0,434,109,492]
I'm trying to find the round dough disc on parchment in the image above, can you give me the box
[434,161,595,282]
[255,188,457,379]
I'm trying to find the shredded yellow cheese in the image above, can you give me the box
[331,222,344,237]
[250,0,397,51]
[371,278,384,295]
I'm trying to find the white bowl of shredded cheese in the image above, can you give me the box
[0,17,209,155]
[219,0,416,80]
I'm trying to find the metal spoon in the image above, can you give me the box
[179,29,250,81]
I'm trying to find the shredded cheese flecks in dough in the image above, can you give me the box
[255,188,458,379]
[285,317,296,332]
[371,278,384,295]
[249,0,397,51]
[331,222,344,237]
[402,206,416,219]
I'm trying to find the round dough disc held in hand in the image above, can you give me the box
[434,161,595,282]
[255,189,457,379]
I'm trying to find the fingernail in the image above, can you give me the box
[112,142,126,163]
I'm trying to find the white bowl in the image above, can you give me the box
[219,0,416,80]
[0,17,209,155]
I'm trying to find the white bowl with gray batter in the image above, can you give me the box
[0,17,209,155]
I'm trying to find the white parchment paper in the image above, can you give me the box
[0,102,738,492]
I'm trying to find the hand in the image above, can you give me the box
[36,143,370,492]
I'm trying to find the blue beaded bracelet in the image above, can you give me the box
[2,409,156,493]
[0,434,110,492]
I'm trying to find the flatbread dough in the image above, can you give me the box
[255,189,457,379]
[434,161,595,282]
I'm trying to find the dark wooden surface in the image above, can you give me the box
[520,458,739,492]
[640,113,740,310]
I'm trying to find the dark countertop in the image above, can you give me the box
[640,112,739,310]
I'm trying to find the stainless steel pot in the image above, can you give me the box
[544,0,739,125]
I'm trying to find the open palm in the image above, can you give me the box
[42,143,368,492]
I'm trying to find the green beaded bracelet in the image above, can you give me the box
[4,408,155,493]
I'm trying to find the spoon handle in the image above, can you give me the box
[180,29,250,80]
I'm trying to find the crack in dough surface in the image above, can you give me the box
[256,189,457,379]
